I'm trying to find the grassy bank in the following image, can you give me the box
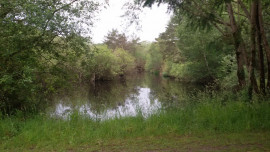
[0,96,270,151]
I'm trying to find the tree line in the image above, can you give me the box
[136,0,270,98]
[1,0,270,114]
[0,0,145,113]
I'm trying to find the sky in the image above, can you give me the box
[90,0,172,43]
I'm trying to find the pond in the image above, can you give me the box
[47,73,201,120]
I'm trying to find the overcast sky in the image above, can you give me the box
[90,0,172,43]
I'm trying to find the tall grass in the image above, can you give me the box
[0,92,270,150]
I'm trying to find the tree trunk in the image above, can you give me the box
[257,0,270,91]
[255,0,266,95]
[249,1,259,98]
[227,2,246,88]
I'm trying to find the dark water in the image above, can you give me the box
[47,73,201,120]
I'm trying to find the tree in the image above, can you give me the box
[153,16,230,84]
[145,43,163,74]
[135,0,248,88]
[135,0,270,96]
[104,29,129,51]
[115,48,135,75]
[157,16,182,62]
[0,0,99,113]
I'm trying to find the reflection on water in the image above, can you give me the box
[48,73,200,120]
[53,88,161,120]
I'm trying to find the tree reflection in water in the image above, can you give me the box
[48,73,201,120]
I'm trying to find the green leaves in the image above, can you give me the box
[88,45,136,80]
[0,0,100,113]
[145,43,163,74]
[115,48,135,75]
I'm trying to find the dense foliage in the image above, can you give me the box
[0,1,140,113]
[0,0,102,113]
[137,0,270,97]
[145,16,234,85]
[88,45,135,80]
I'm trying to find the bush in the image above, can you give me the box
[145,44,163,74]
[88,45,120,80]
[114,48,135,75]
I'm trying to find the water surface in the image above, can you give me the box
[47,73,200,120]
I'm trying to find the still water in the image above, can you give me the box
[47,73,200,120]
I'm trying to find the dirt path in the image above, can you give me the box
[77,132,270,152]
[1,132,269,151]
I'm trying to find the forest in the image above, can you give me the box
[0,0,270,151]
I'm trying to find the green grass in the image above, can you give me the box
[0,96,270,151]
